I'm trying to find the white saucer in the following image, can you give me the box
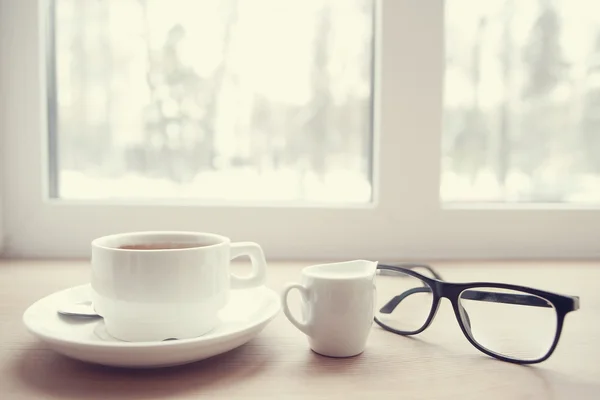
[23,284,280,368]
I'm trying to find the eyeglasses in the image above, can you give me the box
[374,263,580,364]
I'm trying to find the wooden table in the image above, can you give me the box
[1,259,599,399]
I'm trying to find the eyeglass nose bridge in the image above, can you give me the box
[432,280,463,301]
[431,281,474,333]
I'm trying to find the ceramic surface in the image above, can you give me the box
[23,284,280,368]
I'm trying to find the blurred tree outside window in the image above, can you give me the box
[442,0,600,203]
[52,0,374,202]
[51,0,600,205]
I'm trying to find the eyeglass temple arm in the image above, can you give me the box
[386,263,444,281]
[379,287,552,314]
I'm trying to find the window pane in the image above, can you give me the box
[442,0,600,203]
[51,0,374,203]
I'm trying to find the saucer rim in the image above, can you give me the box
[23,284,280,349]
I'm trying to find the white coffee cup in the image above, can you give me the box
[91,231,267,342]
[281,260,377,358]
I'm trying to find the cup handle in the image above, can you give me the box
[281,283,311,335]
[229,242,268,289]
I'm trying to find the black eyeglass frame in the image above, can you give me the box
[375,263,580,364]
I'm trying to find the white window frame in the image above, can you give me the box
[1,0,600,260]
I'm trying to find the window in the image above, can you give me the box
[1,0,599,259]
[442,0,600,204]
[51,0,374,203]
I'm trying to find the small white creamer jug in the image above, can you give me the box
[281,260,377,357]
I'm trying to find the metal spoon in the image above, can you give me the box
[57,301,101,318]
[57,302,179,341]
